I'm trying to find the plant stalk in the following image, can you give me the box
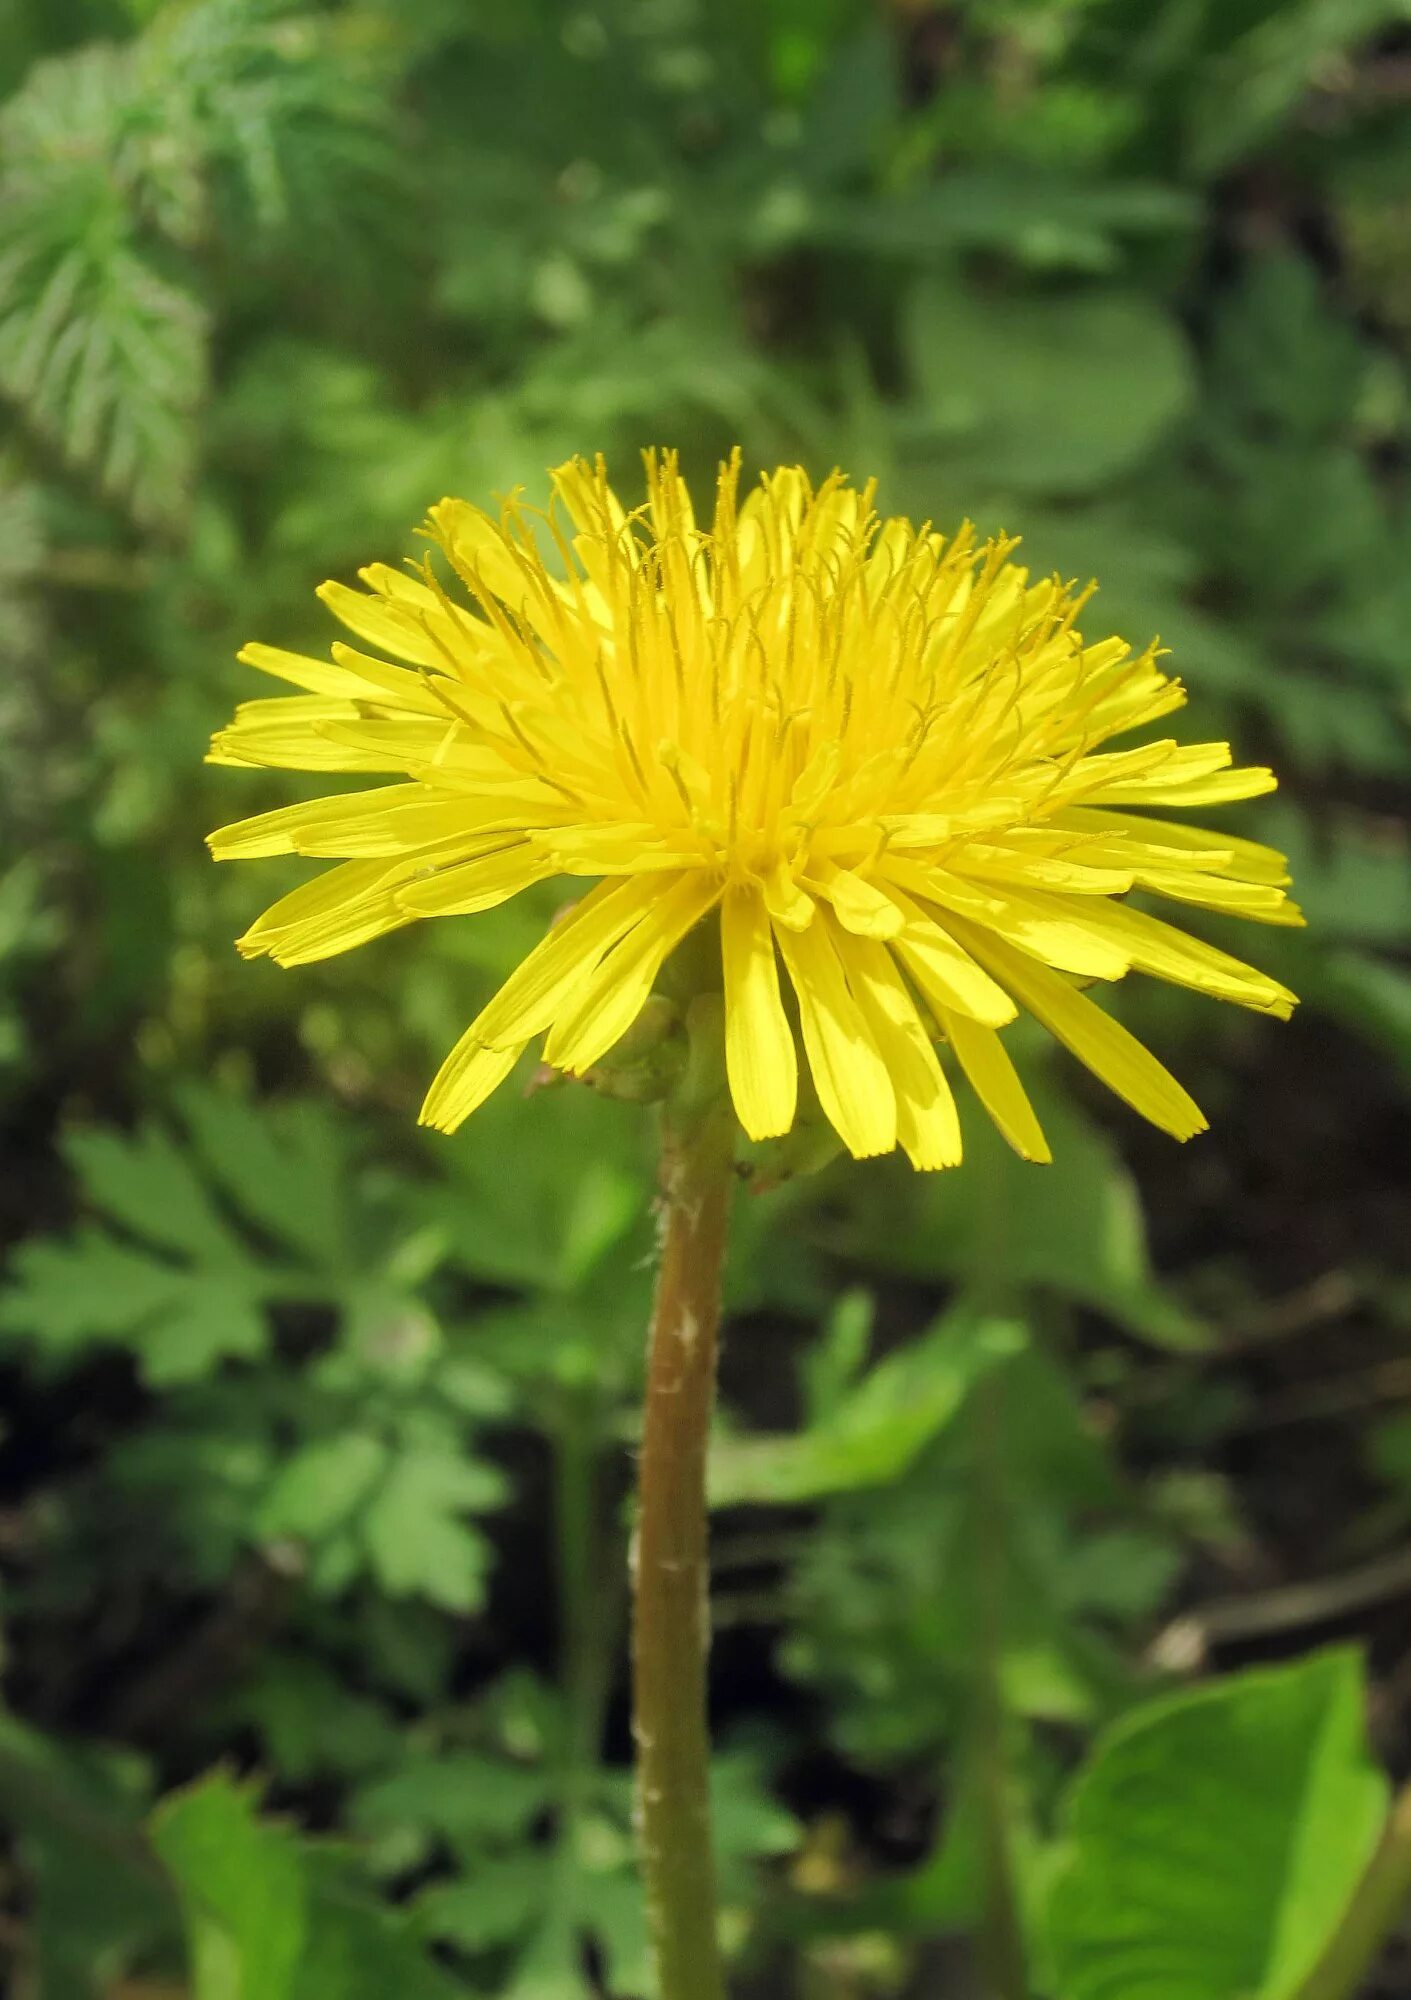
[633,1099,734,2000]
[974,1369,1029,2000]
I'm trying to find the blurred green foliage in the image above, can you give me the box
[3,1,1411,1995]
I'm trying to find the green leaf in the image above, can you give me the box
[65,1123,246,1263]
[0,1230,268,1382]
[354,1750,550,1855]
[360,1439,506,1612]
[1188,0,1411,178]
[414,1852,550,1952]
[255,1432,389,1543]
[152,1773,306,2000]
[710,1305,1025,1507]
[834,1083,1206,1349]
[150,1772,458,2000]
[902,276,1193,495]
[1043,1650,1390,2000]
[0,1096,377,1382]
[297,1849,461,2000]
[134,1276,268,1385]
[0,71,206,527]
[175,1087,351,1269]
[0,1229,189,1354]
[809,172,1196,271]
[0,1712,167,2000]
[1315,950,1411,1086]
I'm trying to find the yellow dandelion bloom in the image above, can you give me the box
[208,451,1299,1168]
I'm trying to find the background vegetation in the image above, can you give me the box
[3,1,1411,1995]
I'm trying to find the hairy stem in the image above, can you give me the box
[633,1101,734,2000]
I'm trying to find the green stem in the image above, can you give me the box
[1291,1781,1411,2000]
[546,1393,611,1965]
[633,1099,734,2000]
[973,1369,1028,2000]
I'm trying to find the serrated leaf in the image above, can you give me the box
[66,1124,247,1264]
[360,1445,505,1611]
[415,1852,551,1952]
[354,1751,550,1852]
[0,1224,267,1383]
[175,1087,350,1268]
[297,1848,460,2000]
[0,187,206,526]
[135,1276,267,1385]
[1044,1649,1389,2000]
[0,1229,189,1353]
[256,1432,388,1543]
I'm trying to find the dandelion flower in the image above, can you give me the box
[208,451,1299,1167]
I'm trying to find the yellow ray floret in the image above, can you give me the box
[208,450,1300,1167]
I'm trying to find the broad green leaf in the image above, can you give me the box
[150,1773,456,2000]
[152,1774,306,2000]
[1044,1649,1389,2000]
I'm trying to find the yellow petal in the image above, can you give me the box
[209,785,428,859]
[1056,808,1291,887]
[811,865,905,939]
[955,922,1208,1142]
[721,884,797,1141]
[396,845,549,917]
[544,874,722,1074]
[316,579,449,669]
[843,934,961,1170]
[883,887,1017,1027]
[774,915,896,1160]
[935,1007,1051,1163]
[887,860,1130,982]
[952,842,1135,896]
[471,875,666,1052]
[418,879,667,1132]
[1110,766,1278,808]
[236,641,376,699]
[419,1038,525,1133]
[1062,898,1298,1018]
[762,862,815,932]
[237,857,424,966]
